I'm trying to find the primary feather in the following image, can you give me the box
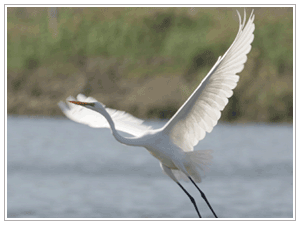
[163,9,255,152]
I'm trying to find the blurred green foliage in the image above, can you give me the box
[7,7,293,122]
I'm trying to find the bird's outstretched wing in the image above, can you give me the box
[58,94,151,137]
[163,10,255,152]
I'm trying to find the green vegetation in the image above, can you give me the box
[7,7,293,122]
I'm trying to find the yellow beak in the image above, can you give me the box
[69,101,95,106]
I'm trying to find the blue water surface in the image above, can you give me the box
[7,116,293,218]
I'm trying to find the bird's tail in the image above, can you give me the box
[172,150,213,183]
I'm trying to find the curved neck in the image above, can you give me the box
[101,109,142,147]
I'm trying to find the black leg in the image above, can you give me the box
[188,177,218,218]
[176,182,202,218]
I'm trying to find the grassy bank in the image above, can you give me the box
[7,7,293,122]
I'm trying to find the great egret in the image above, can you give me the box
[59,9,255,218]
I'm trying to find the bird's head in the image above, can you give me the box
[69,100,106,113]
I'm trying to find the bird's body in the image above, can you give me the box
[144,130,184,170]
[59,9,255,218]
[142,130,212,183]
[143,130,177,167]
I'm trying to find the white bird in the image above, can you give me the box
[59,9,255,218]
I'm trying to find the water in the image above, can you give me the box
[7,116,293,218]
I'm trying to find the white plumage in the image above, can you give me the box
[58,10,255,218]
[163,10,255,152]
[58,94,151,137]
